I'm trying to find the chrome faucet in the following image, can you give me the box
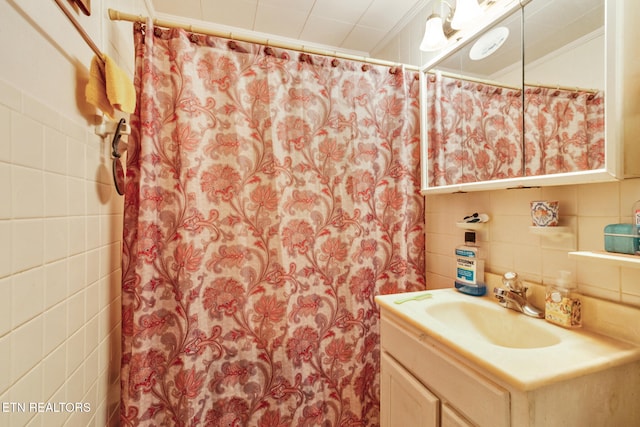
[493,272,544,318]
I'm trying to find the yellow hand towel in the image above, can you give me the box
[86,55,114,118]
[85,54,136,118]
[104,55,136,114]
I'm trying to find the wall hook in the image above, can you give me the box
[111,118,127,158]
[95,118,131,138]
[110,118,128,196]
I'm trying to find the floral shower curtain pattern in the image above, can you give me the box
[524,86,605,175]
[425,73,524,186]
[425,73,605,187]
[120,23,425,426]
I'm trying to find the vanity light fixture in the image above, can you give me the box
[420,13,448,51]
[451,0,483,29]
[419,0,484,52]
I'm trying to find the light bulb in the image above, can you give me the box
[420,14,447,52]
[451,0,483,30]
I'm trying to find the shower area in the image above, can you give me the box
[118,21,425,426]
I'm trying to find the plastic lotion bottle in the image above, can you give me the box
[454,231,486,296]
[545,270,582,328]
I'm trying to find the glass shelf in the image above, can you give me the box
[456,221,486,230]
[528,226,573,241]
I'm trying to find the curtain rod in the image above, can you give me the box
[428,70,521,91]
[108,9,419,71]
[524,81,600,95]
[54,0,105,62]
[430,70,600,94]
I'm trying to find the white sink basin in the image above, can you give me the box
[425,301,561,349]
[375,288,640,390]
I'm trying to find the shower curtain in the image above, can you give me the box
[425,73,524,186]
[524,86,605,175]
[120,23,425,426]
[425,73,605,187]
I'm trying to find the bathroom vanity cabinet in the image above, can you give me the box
[380,344,500,427]
[380,313,507,427]
[379,309,640,427]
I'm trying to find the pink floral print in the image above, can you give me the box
[121,23,425,426]
[425,73,604,187]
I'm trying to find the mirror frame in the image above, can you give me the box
[419,0,623,194]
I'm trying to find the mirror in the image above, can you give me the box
[421,0,607,192]
[423,5,524,187]
[523,0,604,176]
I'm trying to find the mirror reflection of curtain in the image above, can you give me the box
[426,74,605,186]
[120,23,425,426]
[426,73,523,186]
[524,87,605,175]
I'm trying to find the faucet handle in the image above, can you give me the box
[493,287,508,300]
[502,271,525,293]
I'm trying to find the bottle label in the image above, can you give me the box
[455,249,477,284]
[545,293,582,327]
[634,208,640,251]
[455,248,476,258]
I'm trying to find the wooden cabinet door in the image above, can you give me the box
[441,403,475,427]
[381,352,439,427]
[381,314,510,427]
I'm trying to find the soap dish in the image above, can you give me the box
[457,213,489,230]
[456,221,486,230]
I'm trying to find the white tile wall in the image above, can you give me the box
[0,80,125,425]
[0,0,148,424]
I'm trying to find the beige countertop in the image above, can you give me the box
[376,287,640,391]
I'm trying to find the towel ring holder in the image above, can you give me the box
[111,118,127,196]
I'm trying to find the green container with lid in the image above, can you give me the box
[604,223,639,255]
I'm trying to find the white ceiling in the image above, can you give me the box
[150,0,428,56]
